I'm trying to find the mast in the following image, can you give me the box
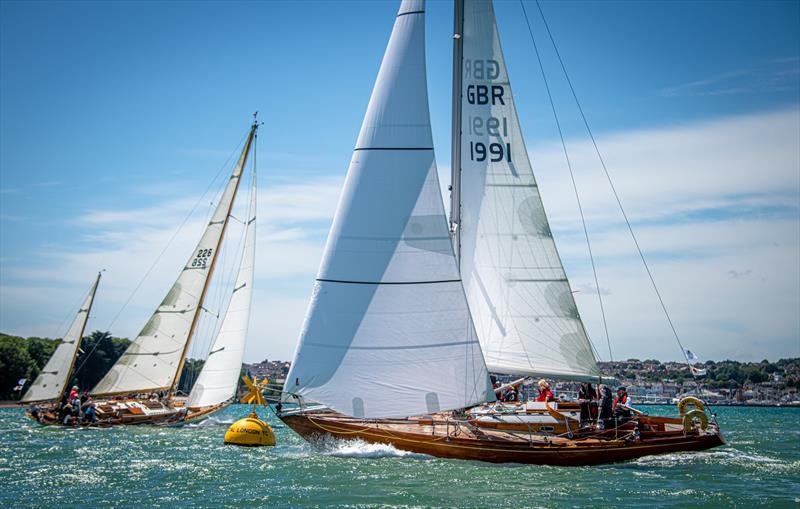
[169,119,258,395]
[450,0,465,268]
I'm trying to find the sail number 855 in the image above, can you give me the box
[470,141,511,163]
[191,248,213,268]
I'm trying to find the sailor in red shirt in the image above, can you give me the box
[536,379,555,402]
[613,386,632,423]
[68,385,79,402]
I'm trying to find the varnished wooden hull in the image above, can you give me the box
[24,398,230,427]
[279,411,725,466]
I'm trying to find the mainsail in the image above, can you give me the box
[187,157,257,409]
[92,126,256,396]
[22,273,101,403]
[456,0,600,380]
[283,0,493,419]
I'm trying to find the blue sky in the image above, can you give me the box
[1,0,798,363]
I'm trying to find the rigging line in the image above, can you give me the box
[77,131,250,377]
[532,0,691,369]
[520,0,612,362]
[104,130,249,334]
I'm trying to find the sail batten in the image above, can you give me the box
[92,127,256,397]
[283,0,493,419]
[458,0,600,380]
[22,273,100,403]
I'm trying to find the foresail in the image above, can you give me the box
[23,274,100,402]
[92,130,255,396]
[283,0,493,419]
[458,0,600,380]
[187,164,256,408]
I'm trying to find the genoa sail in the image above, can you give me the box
[187,159,257,409]
[283,0,493,419]
[457,0,600,380]
[22,273,101,403]
[92,126,256,396]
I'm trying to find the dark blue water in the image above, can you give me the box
[0,405,797,508]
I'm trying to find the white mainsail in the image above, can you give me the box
[283,0,493,419]
[22,273,101,403]
[187,161,257,409]
[92,127,256,396]
[457,0,600,380]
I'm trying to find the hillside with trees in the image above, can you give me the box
[0,331,130,400]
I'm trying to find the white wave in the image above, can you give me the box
[186,416,234,428]
[320,438,430,460]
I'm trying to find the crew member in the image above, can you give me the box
[536,379,555,402]
[613,386,632,425]
[578,382,597,427]
[598,385,614,429]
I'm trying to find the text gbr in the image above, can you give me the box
[464,58,511,163]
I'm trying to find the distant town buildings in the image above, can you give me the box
[243,359,290,385]
[239,357,800,406]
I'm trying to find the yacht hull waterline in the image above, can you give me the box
[278,410,725,466]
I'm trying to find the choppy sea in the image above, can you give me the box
[0,404,797,508]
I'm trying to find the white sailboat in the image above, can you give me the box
[21,272,101,404]
[28,119,260,426]
[278,0,724,465]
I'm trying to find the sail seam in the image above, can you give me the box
[316,278,460,285]
[396,10,424,17]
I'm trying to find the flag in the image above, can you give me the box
[691,367,708,377]
[685,349,699,361]
[13,378,27,391]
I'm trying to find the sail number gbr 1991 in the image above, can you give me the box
[464,59,511,163]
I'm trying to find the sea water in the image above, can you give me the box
[0,405,797,508]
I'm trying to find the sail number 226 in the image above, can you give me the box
[191,248,213,268]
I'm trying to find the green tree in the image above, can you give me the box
[71,331,130,391]
[177,358,205,394]
[0,335,37,399]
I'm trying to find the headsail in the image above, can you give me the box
[457,0,600,380]
[283,0,493,419]
[92,126,256,396]
[22,273,101,402]
[187,147,257,409]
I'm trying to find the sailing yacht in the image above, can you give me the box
[277,0,724,465]
[25,119,260,427]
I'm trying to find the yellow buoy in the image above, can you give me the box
[224,411,276,446]
[224,375,276,446]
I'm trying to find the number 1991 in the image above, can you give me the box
[470,141,511,162]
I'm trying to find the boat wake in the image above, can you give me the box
[186,416,234,428]
[632,449,799,473]
[316,438,431,460]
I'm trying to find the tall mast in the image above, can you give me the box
[450,0,465,268]
[169,119,259,395]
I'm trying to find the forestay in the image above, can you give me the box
[457,0,600,380]
[187,162,257,408]
[283,0,493,419]
[22,274,100,402]
[92,129,255,396]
